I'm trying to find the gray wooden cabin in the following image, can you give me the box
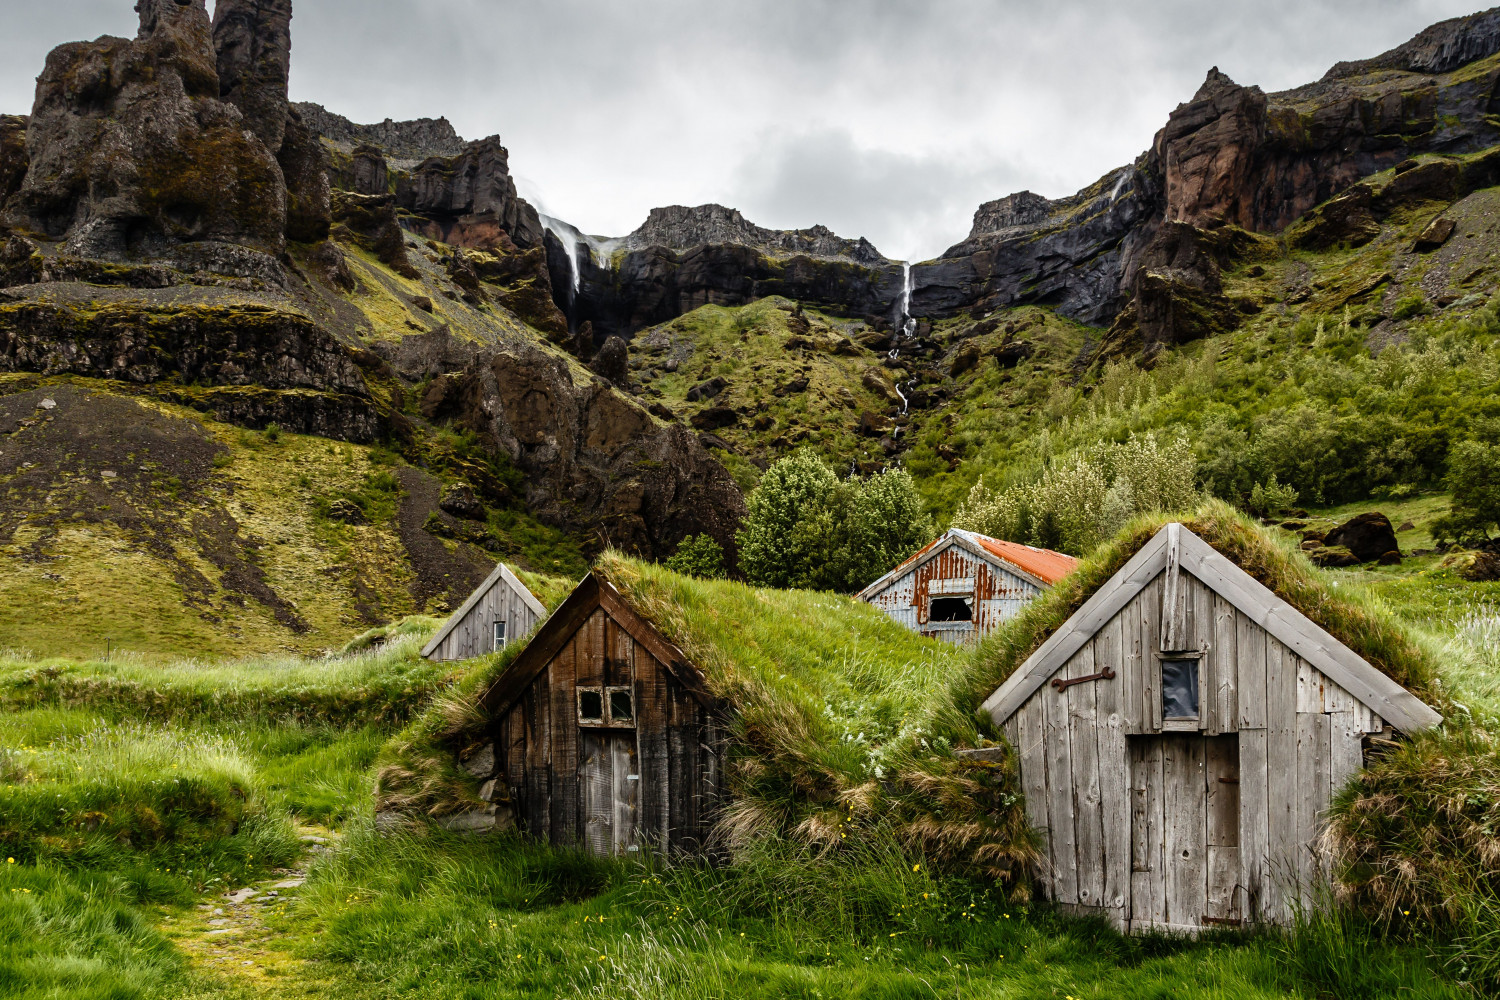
[475,572,723,857]
[981,523,1441,934]
[422,562,548,661]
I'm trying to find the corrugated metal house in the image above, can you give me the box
[858,528,1078,644]
[422,562,549,662]
[981,523,1442,933]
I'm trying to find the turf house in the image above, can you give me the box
[859,528,1078,644]
[981,522,1443,934]
[421,562,549,662]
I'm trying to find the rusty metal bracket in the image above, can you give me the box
[1051,666,1116,692]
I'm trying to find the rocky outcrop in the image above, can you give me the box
[418,340,746,562]
[211,0,293,153]
[1326,7,1500,79]
[294,102,467,167]
[331,190,415,277]
[396,136,545,251]
[277,107,332,243]
[625,204,887,265]
[7,0,287,258]
[968,190,1053,238]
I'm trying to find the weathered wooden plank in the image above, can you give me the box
[635,643,669,849]
[982,532,1171,724]
[1297,660,1327,715]
[1330,710,1364,793]
[1206,736,1241,921]
[549,633,581,844]
[1016,697,1053,897]
[504,702,527,811]
[1094,612,1130,920]
[1163,736,1208,927]
[1265,640,1297,921]
[1129,738,1166,928]
[1160,524,1185,651]
[1237,609,1267,730]
[1189,574,1213,731]
[1143,575,1163,732]
[1122,588,1145,734]
[1296,711,1332,892]
[580,731,613,856]
[1238,727,1270,922]
[524,671,551,842]
[1211,595,1239,736]
[612,734,639,854]
[1068,643,1105,909]
[1042,671,1079,905]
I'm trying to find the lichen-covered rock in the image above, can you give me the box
[349,145,390,196]
[1324,512,1402,563]
[0,234,43,287]
[331,190,415,278]
[11,0,287,257]
[397,136,544,250]
[417,341,745,563]
[277,108,332,243]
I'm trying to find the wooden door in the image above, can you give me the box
[579,730,639,856]
[1129,734,1241,931]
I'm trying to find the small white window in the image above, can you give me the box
[493,620,507,652]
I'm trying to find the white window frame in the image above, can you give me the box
[493,620,508,652]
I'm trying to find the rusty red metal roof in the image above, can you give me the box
[959,531,1079,586]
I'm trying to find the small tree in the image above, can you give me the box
[1247,473,1300,519]
[664,534,726,579]
[737,451,931,592]
[1432,440,1500,545]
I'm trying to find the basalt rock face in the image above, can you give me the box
[418,341,747,562]
[625,204,887,265]
[557,233,905,343]
[0,117,28,207]
[8,0,287,258]
[1326,7,1500,78]
[396,136,545,251]
[211,0,293,153]
[294,103,467,168]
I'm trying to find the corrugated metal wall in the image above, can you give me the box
[864,544,1043,644]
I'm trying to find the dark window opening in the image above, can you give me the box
[930,596,974,622]
[1162,658,1200,720]
[493,620,507,652]
[578,688,604,723]
[609,688,635,723]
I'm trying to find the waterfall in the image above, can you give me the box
[539,214,583,293]
[1109,168,1131,204]
[900,262,916,338]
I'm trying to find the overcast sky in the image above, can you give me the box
[0,1,1485,260]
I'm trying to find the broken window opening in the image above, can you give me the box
[578,687,604,724]
[930,596,974,622]
[608,687,635,724]
[1161,658,1200,720]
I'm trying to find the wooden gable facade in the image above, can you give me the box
[981,524,1441,934]
[423,562,548,662]
[477,572,723,857]
[858,529,1076,644]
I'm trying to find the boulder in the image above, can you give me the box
[950,341,982,377]
[991,338,1033,369]
[590,335,630,385]
[1286,186,1381,251]
[690,406,738,431]
[686,376,728,402]
[1411,217,1457,252]
[0,234,43,287]
[1324,512,1401,563]
[438,484,485,521]
[1461,549,1500,582]
[858,411,895,436]
[1311,545,1362,568]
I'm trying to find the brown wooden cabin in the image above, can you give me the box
[981,523,1441,934]
[475,571,723,857]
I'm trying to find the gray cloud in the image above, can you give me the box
[0,0,1485,259]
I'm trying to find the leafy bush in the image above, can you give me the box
[952,432,1200,554]
[1431,440,1500,545]
[663,534,726,579]
[1248,473,1300,519]
[737,450,931,591]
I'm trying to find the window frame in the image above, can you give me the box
[1156,649,1203,729]
[493,620,508,652]
[576,684,637,729]
[926,593,976,626]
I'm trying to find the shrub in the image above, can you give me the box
[1248,473,1300,518]
[737,451,930,591]
[1431,440,1500,545]
[664,534,726,579]
[952,432,1200,554]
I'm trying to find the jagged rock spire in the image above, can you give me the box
[213,0,294,152]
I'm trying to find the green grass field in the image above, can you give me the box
[2,533,1494,1000]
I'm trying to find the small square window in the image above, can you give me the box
[578,687,604,724]
[1162,658,1200,720]
[929,596,974,622]
[493,621,507,652]
[609,688,634,723]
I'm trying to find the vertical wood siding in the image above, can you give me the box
[496,607,722,856]
[864,544,1043,644]
[431,575,545,661]
[1011,566,1384,931]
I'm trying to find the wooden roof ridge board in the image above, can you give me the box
[476,570,716,717]
[980,524,1442,734]
[856,528,1049,600]
[421,561,549,658]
